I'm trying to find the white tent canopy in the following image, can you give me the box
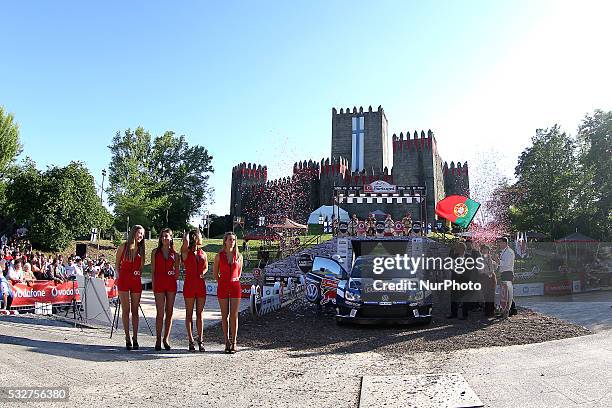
[307,205,350,224]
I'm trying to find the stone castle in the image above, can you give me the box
[230,105,469,226]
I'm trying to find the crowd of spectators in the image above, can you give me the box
[1,233,115,309]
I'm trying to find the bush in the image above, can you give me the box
[110,227,123,247]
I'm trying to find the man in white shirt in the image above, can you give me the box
[495,237,517,317]
[7,259,24,282]
[64,257,83,279]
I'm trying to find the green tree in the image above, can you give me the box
[107,127,167,230]
[150,131,214,230]
[0,106,21,172]
[576,110,612,240]
[0,107,22,212]
[5,160,112,251]
[108,128,213,232]
[514,125,578,239]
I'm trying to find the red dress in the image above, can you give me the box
[153,248,178,293]
[183,249,207,298]
[116,245,142,293]
[217,250,242,299]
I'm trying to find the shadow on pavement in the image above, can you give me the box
[0,333,194,362]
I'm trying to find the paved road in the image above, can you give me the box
[517,291,612,332]
[84,289,250,343]
[0,313,610,408]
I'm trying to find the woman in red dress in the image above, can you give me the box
[214,232,243,354]
[181,229,208,352]
[114,225,145,351]
[151,228,179,351]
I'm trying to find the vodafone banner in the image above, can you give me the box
[9,281,81,308]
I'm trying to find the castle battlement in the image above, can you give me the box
[232,162,267,181]
[392,129,436,153]
[443,161,469,176]
[231,105,470,224]
[292,160,320,176]
[319,157,349,177]
[332,105,384,115]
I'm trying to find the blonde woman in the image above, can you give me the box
[181,229,208,352]
[213,232,243,353]
[115,225,145,351]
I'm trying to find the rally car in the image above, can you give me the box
[305,239,433,325]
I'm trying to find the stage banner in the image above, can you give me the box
[9,280,81,308]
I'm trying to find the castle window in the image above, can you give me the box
[352,116,365,172]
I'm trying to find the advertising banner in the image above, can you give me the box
[544,281,572,296]
[513,283,545,297]
[9,281,81,308]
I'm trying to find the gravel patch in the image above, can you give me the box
[238,298,591,356]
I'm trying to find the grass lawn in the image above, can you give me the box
[61,234,333,279]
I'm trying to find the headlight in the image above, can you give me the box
[407,290,424,302]
[345,290,361,301]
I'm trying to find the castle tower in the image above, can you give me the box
[443,161,470,197]
[331,106,390,173]
[230,162,267,219]
[391,130,446,223]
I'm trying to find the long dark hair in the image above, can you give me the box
[188,228,202,252]
[157,228,174,250]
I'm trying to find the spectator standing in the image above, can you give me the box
[64,257,80,279]
[478,245,497,318]
[447,241,470,319]
[1,273,14,310]
[494,237,517,318]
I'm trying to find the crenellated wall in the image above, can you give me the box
[230,162,267,218]
[443,161,470,197]
[391,130,443,222]
[230,105,470,228]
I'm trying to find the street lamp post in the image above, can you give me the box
[98,169,106,256]
[202,211,210,239]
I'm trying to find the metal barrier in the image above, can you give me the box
[249,280,304,317]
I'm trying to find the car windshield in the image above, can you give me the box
[350,256,420,279]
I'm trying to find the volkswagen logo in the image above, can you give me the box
[306,283,319,302]
[381,294,389,302]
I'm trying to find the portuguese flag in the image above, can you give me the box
[435,195,480,228]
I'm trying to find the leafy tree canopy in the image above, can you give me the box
[107,128,214,232]
[5,159,113,251]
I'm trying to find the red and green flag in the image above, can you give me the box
[435,195,480,228]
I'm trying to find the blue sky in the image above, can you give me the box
[2,0,611,217]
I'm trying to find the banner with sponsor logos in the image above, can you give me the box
[544,281,573,296]
[203,281,251,298]
[513,283,545,297]
[9,281,81,307]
